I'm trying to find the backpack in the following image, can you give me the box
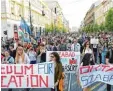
[4,57,11,63]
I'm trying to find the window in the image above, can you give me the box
[11,1,15,15]
[17,5,22,16]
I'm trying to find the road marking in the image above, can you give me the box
[89,83,102,91]
[97,84,106,91]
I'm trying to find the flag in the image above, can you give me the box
[18,27,24,36]
[20,17,31,35]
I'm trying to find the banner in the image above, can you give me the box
[47,51,80,73]
[79,64,113,88]
[90,39,99,44]
[1,62,54,88]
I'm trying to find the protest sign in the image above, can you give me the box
[1,62,54,88]
[47,51,80,73]
[90,38,99,44]
[79,64,113,88]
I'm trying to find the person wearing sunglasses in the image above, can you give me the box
[50,52,62,91]
[82,41,93,55]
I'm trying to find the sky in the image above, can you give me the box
[57,0,98,28]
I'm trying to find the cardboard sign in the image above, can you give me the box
[90,39,99,44]
[1,62,54,88]
[47,51,80,73]
[79,64,113,88]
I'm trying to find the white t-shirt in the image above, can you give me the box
[85,48,93,54]
[28,51,37,61]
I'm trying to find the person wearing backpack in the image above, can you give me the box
[2,50,14,64]
[106,43,113,91]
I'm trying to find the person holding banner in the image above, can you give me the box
[15,45,30,64]
[81,41,95,91]
[50,52,63,91]
[106,43,113,91]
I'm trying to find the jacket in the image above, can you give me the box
[55,62,62,83]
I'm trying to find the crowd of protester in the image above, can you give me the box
[1,32,113,91]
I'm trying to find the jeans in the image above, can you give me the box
[94,52,97,63]
[30,60,36,64]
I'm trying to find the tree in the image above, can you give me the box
[105,8,113,31]
[99,23,105,31]
[93,23,99,32]
[45,23,54,33]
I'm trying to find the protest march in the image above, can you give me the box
[1,0,113,91]
[1,32,113,91]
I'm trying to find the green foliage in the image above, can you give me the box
[45,23,54,33]
[45,23,68,33]
[105,8,113,31]
[82,8,113,32]
[82,23,99,33]
[99,23,105,31]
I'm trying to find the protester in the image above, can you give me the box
[37,43,46,63]
[71,38,81,52]
[9,45,16,59]
[82,41,93,55]
[15,45,30,64]
[27,47,37,64]
[2,50,14,64]
[101,42,108,64]
[49,42,58,51]
[59,40,67,51]
[50,52,62,91]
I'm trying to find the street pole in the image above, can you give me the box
[29,0,33,36]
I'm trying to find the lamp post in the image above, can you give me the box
[29,0,33,35]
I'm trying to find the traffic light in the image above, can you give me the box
[4,31,7,35]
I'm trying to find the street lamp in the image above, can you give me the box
[29,0,33,35]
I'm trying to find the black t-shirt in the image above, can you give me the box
[9,50,16,59]
[106,50,113,63]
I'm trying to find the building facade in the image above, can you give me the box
[44,0,64,32]
[1,0,52,40]
[83,0,113,27]
[63,16,69,32]
[95,0,113,25]
[84,4,95,26]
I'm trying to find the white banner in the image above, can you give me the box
[90,39,99,44]
[1,62,54,88]
[47,51,80,73]
[79,64,113,88]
